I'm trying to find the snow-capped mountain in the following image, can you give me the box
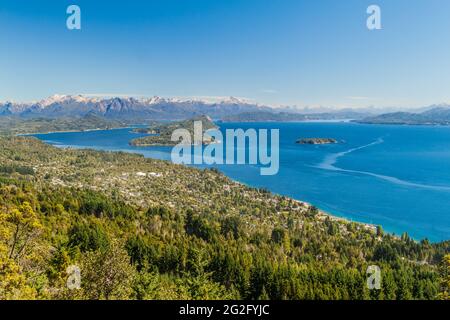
[38,94,97,107]
[0,94,270,120]
[0,102,30,115]
[0,94,381,122]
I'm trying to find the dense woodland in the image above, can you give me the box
[0,136,449,300]
[0,113,126,135]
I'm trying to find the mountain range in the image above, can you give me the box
[0,95,272,121]
[0,94,371,122]
[3,95,450,125]
[358,104,450,125]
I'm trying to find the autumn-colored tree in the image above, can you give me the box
[0,245,37,299]
[6,202,42,263]
[0,209,36,299]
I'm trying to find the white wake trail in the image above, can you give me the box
[319,138,384,171]
[316,138,450,192]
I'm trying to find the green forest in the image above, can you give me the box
[0,136,449,300]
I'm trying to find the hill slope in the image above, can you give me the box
[0,113,126,135]
[359,105,450,125]
[0,136,448,299]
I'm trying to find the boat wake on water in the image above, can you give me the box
[316,138,450,192]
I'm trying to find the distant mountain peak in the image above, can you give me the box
[39,94,68,107]
[38,94,97,107]
[144,96,168,105]
[226,96,247,104]
[426,103,450,110]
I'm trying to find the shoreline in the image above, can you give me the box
[26,124,450,242]
[228,178,379,235]
[19,125,132,136]
[29,127,384,239]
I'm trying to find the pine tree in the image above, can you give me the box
[437,254,450,300]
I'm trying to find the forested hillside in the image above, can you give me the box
[0,113,127,135]
[0,136,449,300]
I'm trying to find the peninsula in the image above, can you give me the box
[129,115,218,146]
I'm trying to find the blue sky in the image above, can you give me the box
[1,0,450,108]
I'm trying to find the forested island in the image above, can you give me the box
[129,116,218,146]
[0,136,449,300]
[297,138,338,145]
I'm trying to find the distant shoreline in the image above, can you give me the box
[19,125,134,136]
[220,119,355,124]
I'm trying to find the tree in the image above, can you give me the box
[5,202,42,262]
[132,271,190,300]
[271,227,290,252]
[376,226,383,237]
[185,212,218,242]
[0,240,36,299]
[221,216,242,240]
[80,240,136,300]
[271,227,285,244]
[437,254,450,300]
[68,221,109,252]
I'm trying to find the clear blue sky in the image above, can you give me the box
[1,0,450,108]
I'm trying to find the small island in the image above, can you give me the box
[296,138,338,145]
[130,115,218,147]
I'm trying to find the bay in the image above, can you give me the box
[33,122,450,242]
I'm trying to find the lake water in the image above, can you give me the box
[33,122,450,242]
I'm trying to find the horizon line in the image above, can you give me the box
[1,93,450,112]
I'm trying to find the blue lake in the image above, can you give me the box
[33,122,450,242]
